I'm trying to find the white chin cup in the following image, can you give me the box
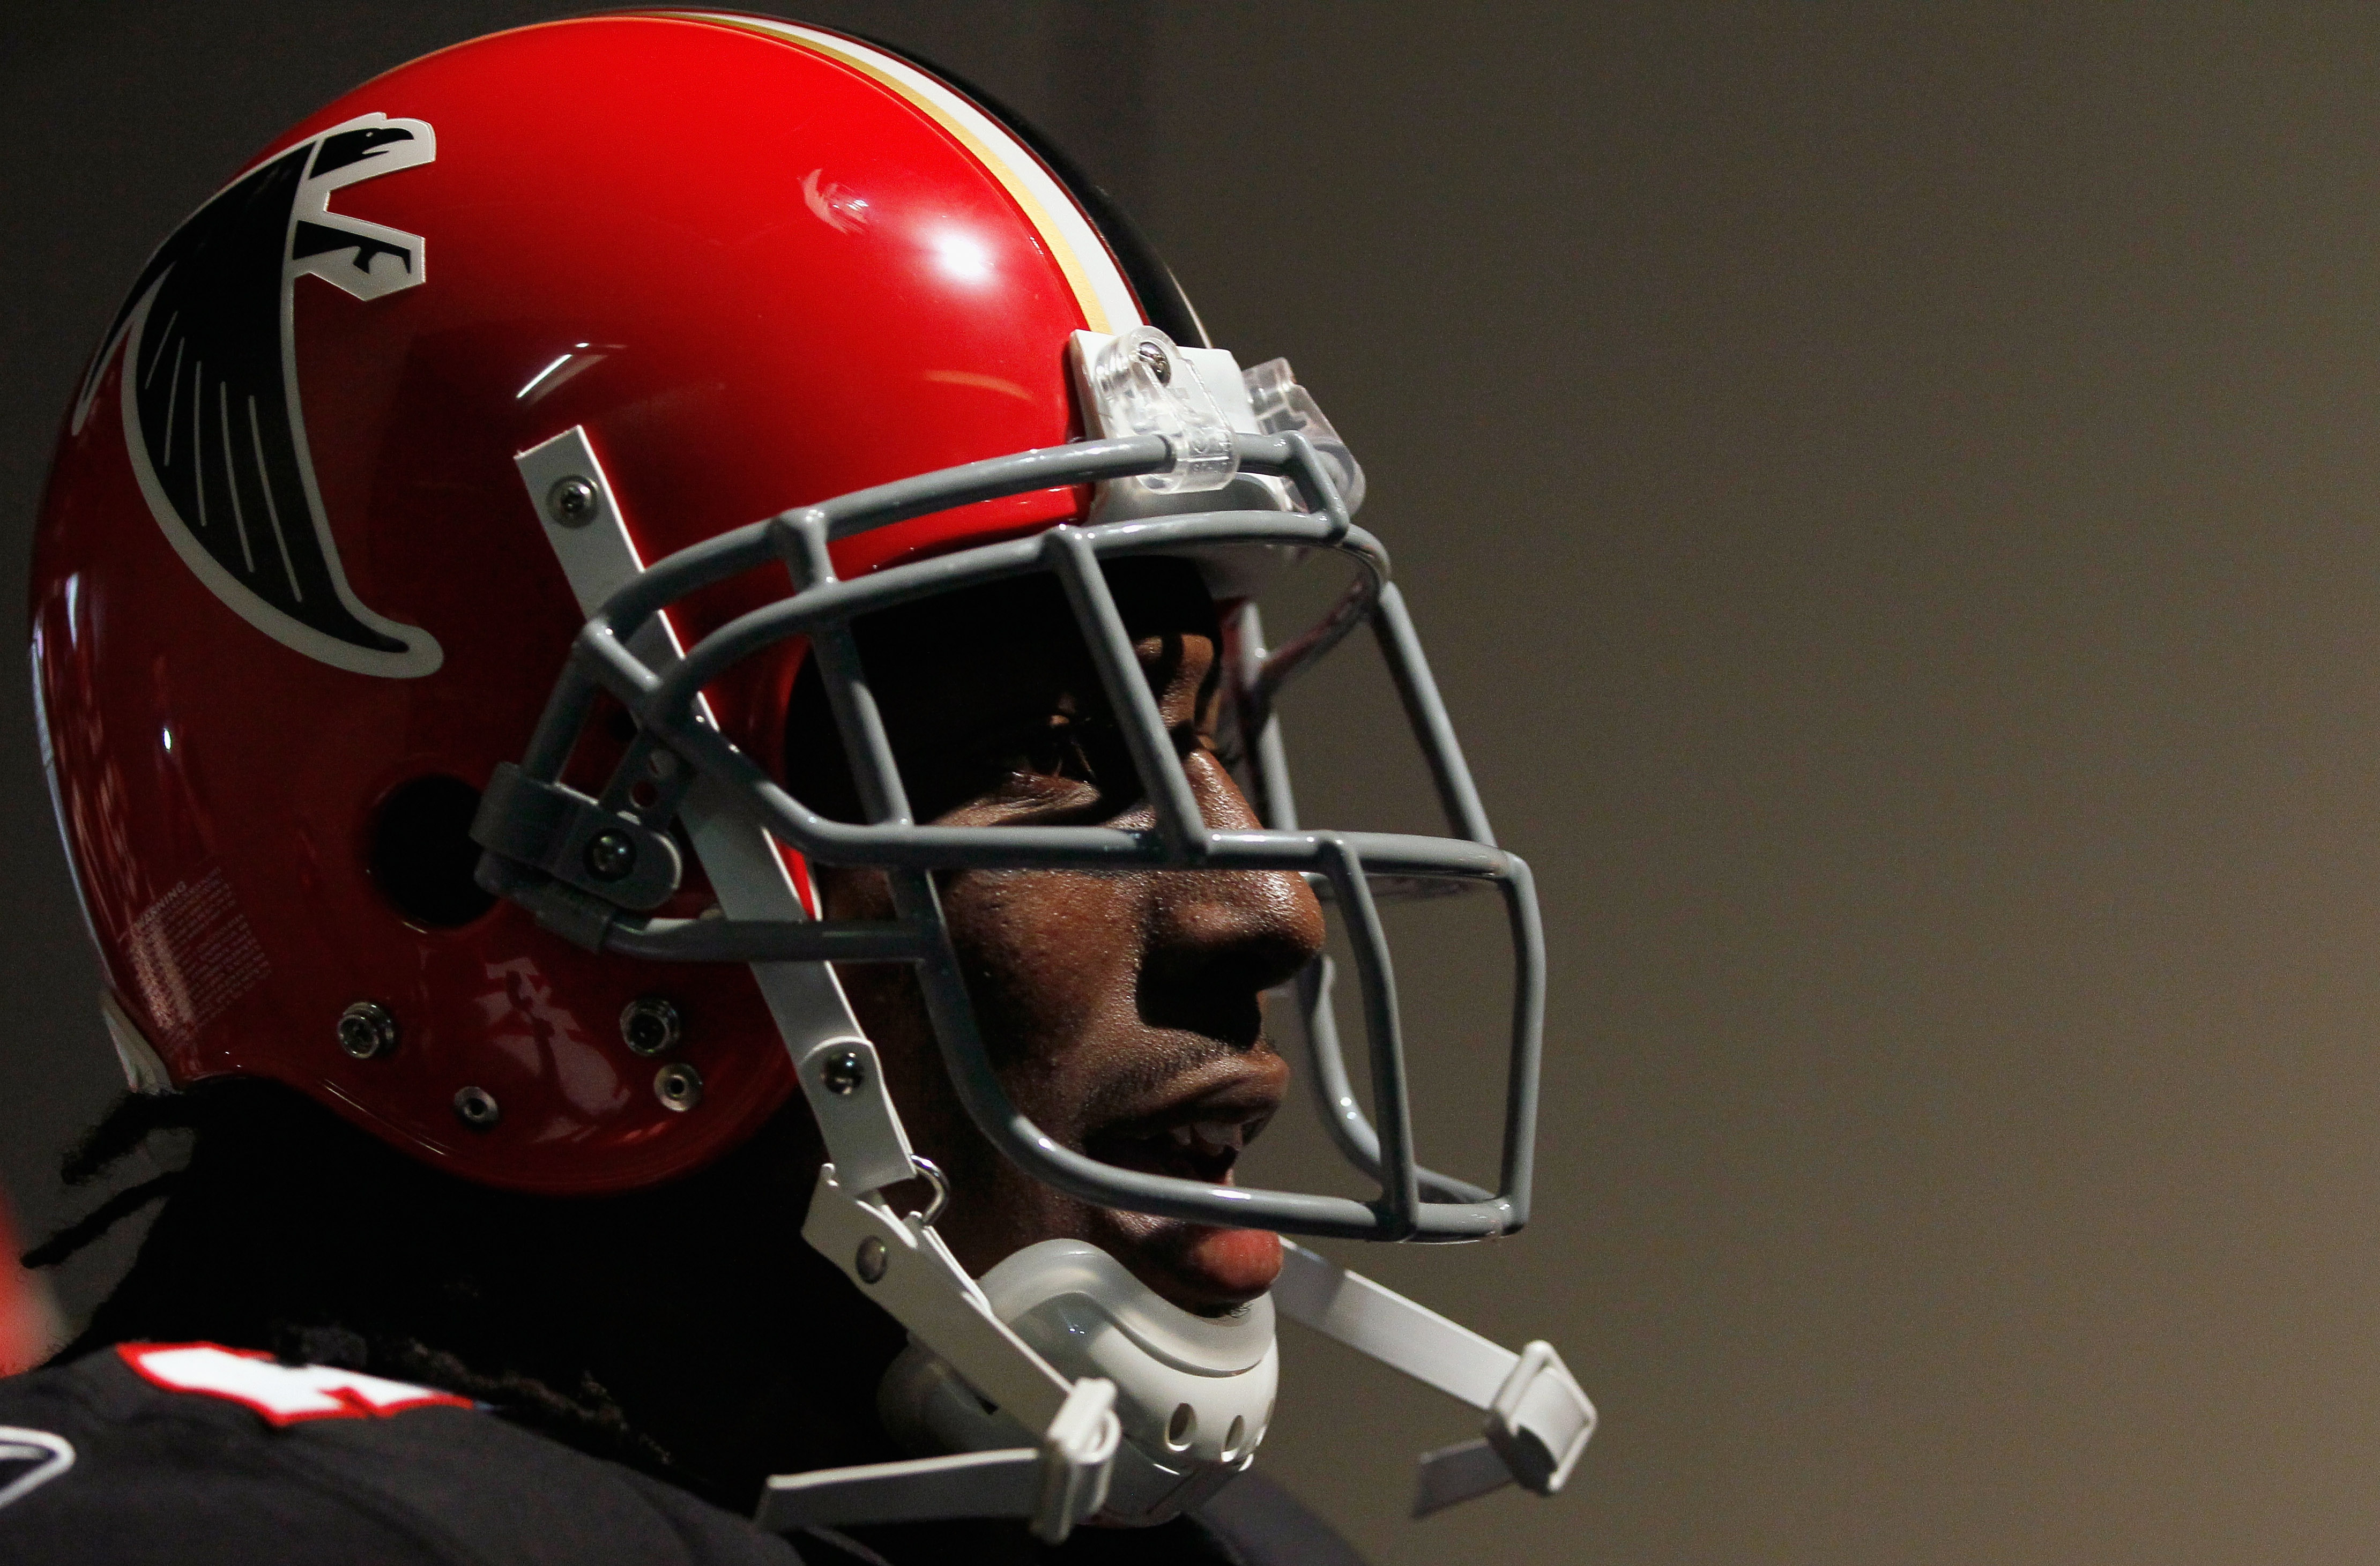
[877,1239,1279,1527]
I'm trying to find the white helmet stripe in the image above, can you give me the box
[646,12,1144,334]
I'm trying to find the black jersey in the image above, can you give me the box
[0,1344,1365,1566]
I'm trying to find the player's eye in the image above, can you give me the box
[1011,714,1134,792]
[1014,719,1090,782]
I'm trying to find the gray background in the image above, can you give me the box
[10,4,2380,1563]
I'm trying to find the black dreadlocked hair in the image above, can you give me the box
[25,1077,903,1511]
[28,1080,685,1481]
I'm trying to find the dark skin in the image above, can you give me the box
[787,558,1327,1313]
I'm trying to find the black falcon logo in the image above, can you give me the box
[69,112,443,677]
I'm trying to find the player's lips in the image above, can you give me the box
[1082,1070,1280,1185]
[1081,1059,1287,1310]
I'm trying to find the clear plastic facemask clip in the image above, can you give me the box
[1240,355,1366,513]
[1075,326,1367,518]
[1082,326,1241,494]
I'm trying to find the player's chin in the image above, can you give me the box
[1096,1208,1283,1315]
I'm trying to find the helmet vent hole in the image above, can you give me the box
[1222,1415,1247,1461]
[370,774,498,929]
[1165,1402,1196,1451]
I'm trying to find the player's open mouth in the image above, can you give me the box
[1086,1112,1270,1184]
[1080,1061,1284,1188]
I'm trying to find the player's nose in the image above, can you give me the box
[1140,751,1327,1004]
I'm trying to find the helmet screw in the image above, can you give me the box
[584,829,637,881]
[1133,338,1172,384]
[546,475,599,527]
[620,996,682,1056]
[453,1085,501,1130]
[653,1061,704,1113]
[821,1046,866,1096]
[855,1235,888,1284]
[336,1001,397,1061]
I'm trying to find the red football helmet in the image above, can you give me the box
[34,12,1173,1191]
[32,14,1589,1530]
[32,6,1541,1213]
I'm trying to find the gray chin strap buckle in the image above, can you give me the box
[756,1377,1118,1546]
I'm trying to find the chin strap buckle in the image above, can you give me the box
[1271,1241,1596,1517]
[1482,1340,1594,1495]
[756,1377,1118,1546]
[1031,1377,1121,1541]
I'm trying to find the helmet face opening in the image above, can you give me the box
[471,423,1544,1242]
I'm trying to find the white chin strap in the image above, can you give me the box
[516,426,1595,1547]
[766,1168,1594,1541]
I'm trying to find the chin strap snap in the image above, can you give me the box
[1271,1241,1596,1517]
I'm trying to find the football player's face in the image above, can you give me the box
[788,560,1325,1313]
